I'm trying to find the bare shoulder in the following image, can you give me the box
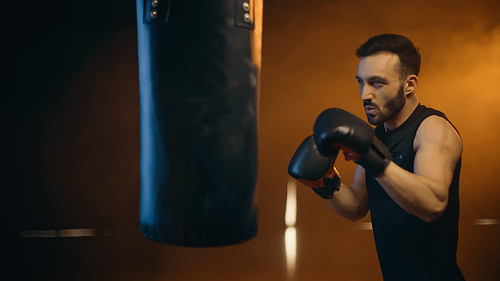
[414,115,463,157]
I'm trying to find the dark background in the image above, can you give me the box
[2,0,499,280]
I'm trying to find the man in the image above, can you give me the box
[288,34,465,280]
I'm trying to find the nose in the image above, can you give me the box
[360,84,373,101]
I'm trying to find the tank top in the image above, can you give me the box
[366,104,465,281]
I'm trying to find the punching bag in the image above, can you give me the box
[136,0,262,247]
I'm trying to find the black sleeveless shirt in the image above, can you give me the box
[366,104,465,281]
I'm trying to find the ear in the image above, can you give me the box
[405,75,418,96]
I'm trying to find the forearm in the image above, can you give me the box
[326,184,368,222]
[376,162,448,222]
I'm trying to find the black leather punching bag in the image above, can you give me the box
[136,0,262,247]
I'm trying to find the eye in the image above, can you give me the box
[357,79,364,85]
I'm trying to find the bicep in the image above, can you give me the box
[350,165,369,215]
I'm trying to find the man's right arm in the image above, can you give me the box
[326,165,369,222]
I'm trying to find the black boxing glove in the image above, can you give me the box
[288,135,341,199]
[313,108,392,177]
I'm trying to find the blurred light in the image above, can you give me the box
[19,228,111,237]
[58,228,98,237]
[474,219,499,226]
[19,230,58,237]
[285,179,298,277]
[358,222,373,230]
[285,226,297,276]
[285,179,297,227]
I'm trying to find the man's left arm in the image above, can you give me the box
[375,115,463,223]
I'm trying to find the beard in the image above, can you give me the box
[364,83,406,125]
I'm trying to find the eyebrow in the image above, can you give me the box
[355,75,389,83]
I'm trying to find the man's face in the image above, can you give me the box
[356,52,406,125]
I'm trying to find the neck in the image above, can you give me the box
[383,97,419,132]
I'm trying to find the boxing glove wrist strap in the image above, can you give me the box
[311,173,341,199]
[355,137,392,177]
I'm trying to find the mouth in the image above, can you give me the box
[364,106,377,115]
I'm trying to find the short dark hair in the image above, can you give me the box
[356,34,421,81]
